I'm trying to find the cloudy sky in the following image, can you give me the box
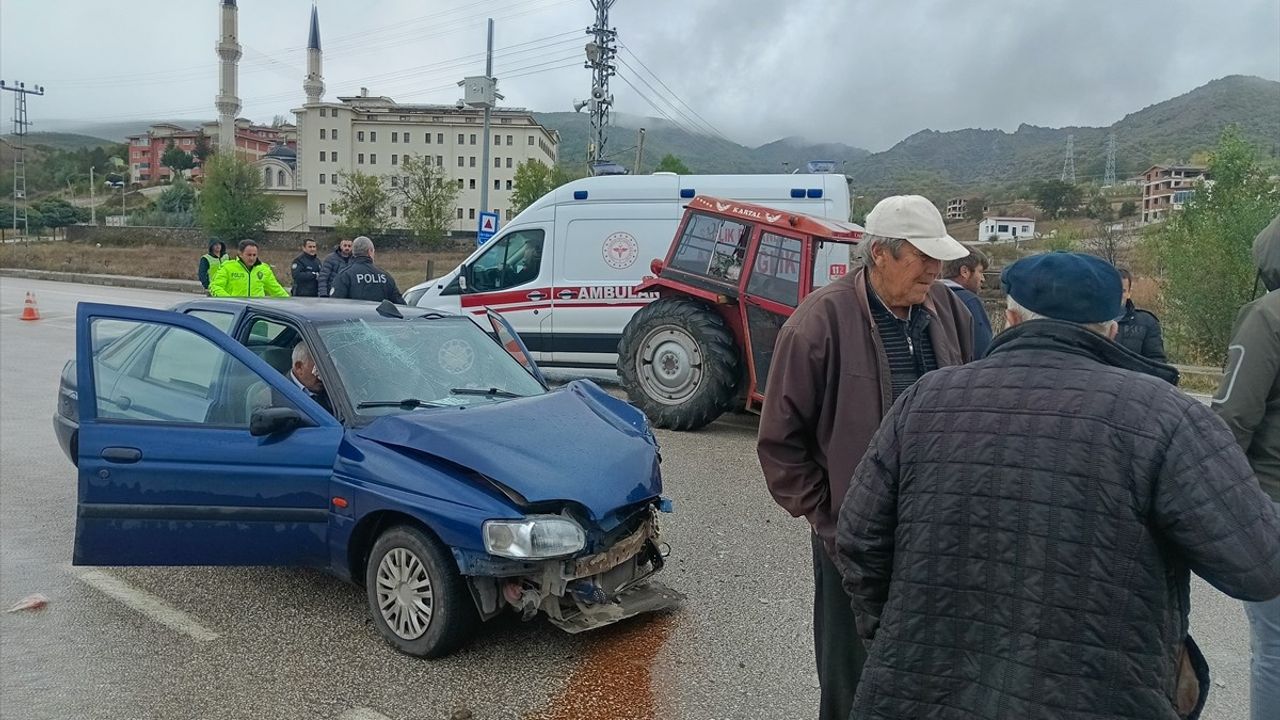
[2,0,1277,151]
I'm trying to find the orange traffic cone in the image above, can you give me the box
[20,292,40,321]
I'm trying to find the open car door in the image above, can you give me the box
[73,302,344,567]
[485,307,548,388]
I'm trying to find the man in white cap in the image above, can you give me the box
[758,195,974,720]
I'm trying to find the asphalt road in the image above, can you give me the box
[0,278,1255,719]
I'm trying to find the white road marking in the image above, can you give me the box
[338,709,394,720]
[68,567,220,642]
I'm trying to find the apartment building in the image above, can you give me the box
[294,91,559,233]
[945,198,968,220]
[1141,164,1208,224]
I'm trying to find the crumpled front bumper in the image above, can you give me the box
[465,511,685,632]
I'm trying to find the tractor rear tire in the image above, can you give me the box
[618,298,740,431]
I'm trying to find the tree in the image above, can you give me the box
[32,198,85,231]
[1028,179,1084,218]
[1085,194,1113,221]
[157,177,197,213]
[398,155,460,247]
[1082,220,1127,265]
[510,159,573,216]
[160,141,195,180]
[1118,200,1137,218]
[197,153,282,240]
[965,197,987,223]
[192,134,212,164]
[329,170,390,238]
[655,153,691,174]
[1146,126,1280,363]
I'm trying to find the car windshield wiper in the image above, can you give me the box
[357,398,449,410]
[449,387,526,399]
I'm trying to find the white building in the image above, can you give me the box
[249,5,559,234]
[978,216,1035,242]
[293,91,558,233]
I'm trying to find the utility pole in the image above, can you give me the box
[1103,132,1117,188]
[460,19,501,228]
[1,80,45,235]
[1060,134,1076,184]
[634,128,645,174]
[574,0,617,172]
[89,166,96,225]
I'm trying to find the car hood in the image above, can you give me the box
[355,380,660,521]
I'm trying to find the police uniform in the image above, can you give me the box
[290,252,323,297]
[329,255,405,304]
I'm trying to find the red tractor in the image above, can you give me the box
[617,195,864,430]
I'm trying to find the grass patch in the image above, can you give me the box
[0,242,469,290]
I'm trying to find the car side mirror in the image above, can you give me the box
[250,406,305,437]
[458,265,469,292]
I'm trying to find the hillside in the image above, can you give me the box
[842,75,1280,195]
[34,75,1279,195]
[533,111,870,174]
[0,132,120,151]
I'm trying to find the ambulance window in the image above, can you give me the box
[468,229,546,292]
[746,232,803,306]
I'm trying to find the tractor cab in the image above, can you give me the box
[618,195,864,430]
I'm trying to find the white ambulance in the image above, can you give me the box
[406,173,852,368]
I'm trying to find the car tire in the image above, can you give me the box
[618,297,740,431]
[365,524,477,658]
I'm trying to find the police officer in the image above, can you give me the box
[290,238,322,297]
[329,236,405,304]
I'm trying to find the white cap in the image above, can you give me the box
[864,195,968,261]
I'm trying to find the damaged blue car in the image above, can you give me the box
[55,298,682,657]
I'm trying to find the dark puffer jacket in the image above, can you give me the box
[836,319,1280,720]
[1117,300,1167,363]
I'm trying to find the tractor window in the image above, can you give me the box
[746,232,804,306]
[670,213,750,282]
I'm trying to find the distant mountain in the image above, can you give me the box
[841,75,1280,196]
[37,75,1278,195]
[532,112,870,174]
[30,119,203,143]
[1,132,120,152]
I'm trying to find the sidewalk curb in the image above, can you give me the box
[0,268,205,294]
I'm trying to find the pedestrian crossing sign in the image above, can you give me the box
[477,211,500,245]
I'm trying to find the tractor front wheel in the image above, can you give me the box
[618,298,740,431]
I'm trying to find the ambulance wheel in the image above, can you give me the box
[618,298,740,431]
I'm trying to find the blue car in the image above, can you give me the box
[55,298,681,657]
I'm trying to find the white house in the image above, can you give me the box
[979,216,1035,242]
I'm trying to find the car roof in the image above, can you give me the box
[173,297,459,323]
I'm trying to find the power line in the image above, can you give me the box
[617,44,729,143]
[614,57,726,146]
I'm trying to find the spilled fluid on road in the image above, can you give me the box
[528,613,677,720]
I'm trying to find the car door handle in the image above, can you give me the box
[527,291,546,301]
[101,447,142,464]
[557,289,576,300]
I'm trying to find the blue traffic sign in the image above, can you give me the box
[477,211,500,245]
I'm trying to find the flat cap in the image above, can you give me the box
[1001,252,1123,324]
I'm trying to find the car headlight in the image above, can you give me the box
[483,515,586,559]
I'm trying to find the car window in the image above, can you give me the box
[746,232,804,306]
[186,309,235,335]
[246,318,291,343]
[94,319,158,371]
[469,229,545,292]
[92,318,271,428]
[147,327,223,394]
